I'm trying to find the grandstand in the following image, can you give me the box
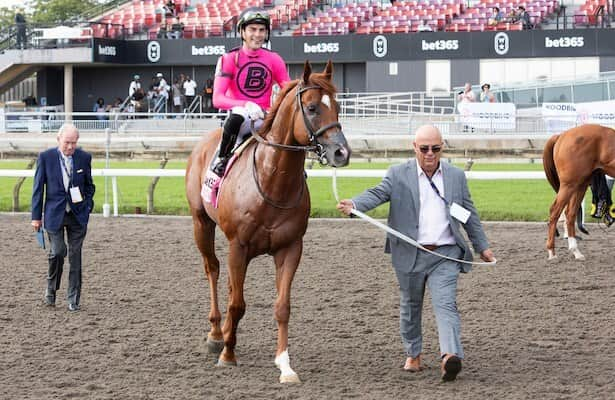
[1,0,615,152]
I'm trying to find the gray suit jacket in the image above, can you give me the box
[352,160,489,273]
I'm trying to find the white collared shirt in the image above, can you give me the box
[58,150,72,212]
[416,159,455,246]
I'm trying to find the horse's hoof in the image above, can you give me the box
[279,373,301,384]
[547,252,557,260]
[216,358,237,367]
[206,336,224,355]
[573,253,586,261]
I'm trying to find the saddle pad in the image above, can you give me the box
[201,136,255,208]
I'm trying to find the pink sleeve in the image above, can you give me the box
[272,53,290,89]
[212,55,246,110]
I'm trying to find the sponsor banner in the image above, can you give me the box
[470,31,527,58]
[542,102,577,133]
[94,31,615,65]
[532,30,596,57]
[410,33,468,59]
[576,100,615,125]
[92,39,125,63]
[291,35,352,62]
[542,101,615,132]
[457,102,516,130]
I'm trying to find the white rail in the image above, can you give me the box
[1,169,547,216]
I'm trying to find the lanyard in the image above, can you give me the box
[422,167,449,207]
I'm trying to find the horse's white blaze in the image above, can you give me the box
[321,94,330,109]
[275,350,300,383]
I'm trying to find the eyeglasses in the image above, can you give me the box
[418,145,442,154]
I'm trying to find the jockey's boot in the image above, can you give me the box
[603,205,615,227]
[591,199,607,219]
[211,113,244,177]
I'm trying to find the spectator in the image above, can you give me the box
[517,6,532,29]
[172,78,183,114]
[157,24,168,39]
[417,20,433,32]
[488,7,504,26]
[480,83,496,103]
[183,75,198,111]
[92,97,108,120]
[129,74,141,98]
[457,83,475,103]
[31,123,96,312]
[203,78,214,113]
[15,9,27,49]
[170,17,184,39]
[23,94,37,107]
[155,72,170,113]
[164,0,176,17]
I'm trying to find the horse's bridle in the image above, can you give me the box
[250,82,343,164]
[250,82,342,209]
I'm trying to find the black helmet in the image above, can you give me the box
[237,8,271,40]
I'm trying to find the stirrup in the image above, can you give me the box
[591,200,607,219]
[603,213,614,227]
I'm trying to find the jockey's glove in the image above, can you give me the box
[245,101,264,121]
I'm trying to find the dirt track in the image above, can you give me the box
[1,214,614,399]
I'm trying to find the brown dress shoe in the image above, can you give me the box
[403,355,423,372]
[441,354,462,381]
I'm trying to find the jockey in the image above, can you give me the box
[211,7,290,176]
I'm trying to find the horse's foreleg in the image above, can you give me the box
[218,241,247,366]
[565,189,586,260]
[273,242,302,383]
[192,210,224,353]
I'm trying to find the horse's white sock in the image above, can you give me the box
[274,350,296,377]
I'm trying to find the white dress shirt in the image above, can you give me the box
[416,160,455,246]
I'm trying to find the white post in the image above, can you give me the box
[112,176,118,216]
[103,128,111,217]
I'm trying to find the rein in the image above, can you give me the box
[331,169,497,267]
[248,82,336,209]
[251,144,306,209]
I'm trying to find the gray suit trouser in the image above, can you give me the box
[396,244,464,359]
[46,212,88,306]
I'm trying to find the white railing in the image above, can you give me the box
[1,169,546,216]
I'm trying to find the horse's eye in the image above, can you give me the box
[307,104,317,113]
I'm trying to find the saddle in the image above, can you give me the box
[201,136,254,208]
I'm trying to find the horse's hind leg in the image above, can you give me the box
[547,189,571,260]
[191,209,224,354]
[272,242,302,383]
[565,188,586,260]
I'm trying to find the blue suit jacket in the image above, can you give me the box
[31,147,95,232]
[352,160,489,274]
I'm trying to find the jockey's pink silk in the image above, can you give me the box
[213,47,290,111]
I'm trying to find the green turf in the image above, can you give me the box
[0,159,588,221]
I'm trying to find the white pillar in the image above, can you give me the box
[64,64,73,120]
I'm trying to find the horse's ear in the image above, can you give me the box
[302,60,312,84]
[324,60,333,81]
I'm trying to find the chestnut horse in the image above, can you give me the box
[185,61,351,383]
[543,124,615,260]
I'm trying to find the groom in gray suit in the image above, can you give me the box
[337,125,495,381]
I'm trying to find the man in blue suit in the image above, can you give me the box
[31,123,95,312]
[337,125,495,381]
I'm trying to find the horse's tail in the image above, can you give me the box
[543,134,560,193]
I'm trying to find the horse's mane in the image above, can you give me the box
[259,71,338,136]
